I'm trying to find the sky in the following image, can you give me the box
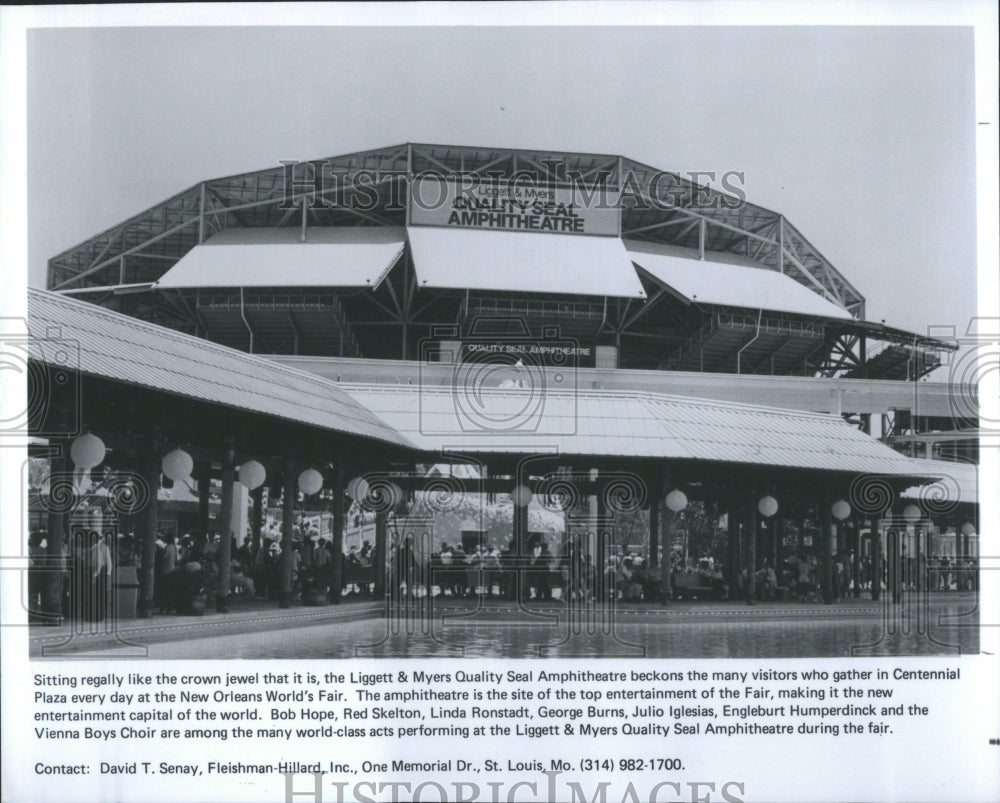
[20,20,983,341]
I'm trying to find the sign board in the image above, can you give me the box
[463,340,593,367]
[409,177,619,236]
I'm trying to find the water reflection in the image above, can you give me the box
[113,602,978,660]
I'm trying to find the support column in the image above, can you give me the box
[136,428,161,618]
[727,482,740,600]
[821,493,834,605]
[216,440,235,612]
[913,521,923,594]
[595,475,607,604]
[374,509,387,597]
[852,516,861,598]
[771,514,782,574]
[659,469,673,606]
[278,457,296,608]
[513,469,529,558]
[726,471,742,599]
[834,519,844,600]
[514,466,530,602]
[648,470,660,572]
[871,516,882,602]
[330,464,345,604]
[888,526,902,604]
[250,485,264,560]
[744,488,757,606]
[196,462,211,538]
[43,438,69,623]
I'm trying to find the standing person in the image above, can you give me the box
[439,543,454,597]
[582,553,596,602]
[464,544,481,598]
[253,538,270,599]
[358,541,373,596]
[529,538,544,600]
[157,532,178,613]
[90,531,114,621]
[291,541,303,602]
[484,543,502,597]
[534,541,553,601]
[202,533,221,607]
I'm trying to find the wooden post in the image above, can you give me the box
[513,465,530,602]
[659,468,673,606]
[771,514,782,574]
[250,485,264,560]
[278,457,296,608]
[595,474,607,604]
[821,493,834,605]
[43,437,69,623]
[888,526,902,604]
[852,516,861,598]
[196,461,211,538]
[727,484,740,600]
[648,469,660,571]
[744,488,757,606]
[216,440,235,612]
[136,428,161,618]
[834,520,844,599]
[330,464,345,604]
[871,516,882,602]
[374,509,387,597]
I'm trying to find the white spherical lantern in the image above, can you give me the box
[665,489,688,512]
[902,504,922,523]
[347,476,370,502]
[70,432,106,470]
[960,522,976,536]
[238,460,266,490]
[831,499,851,521]
[298,468,324,496]
[511,484,533,507]
[161,448,193,482]
[758,495,779,518]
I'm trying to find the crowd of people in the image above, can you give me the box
[25,521,981,620]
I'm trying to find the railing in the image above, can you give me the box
[198,293,333,309]
[465,296,605,321]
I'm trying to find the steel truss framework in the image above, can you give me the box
[47,143,951,377]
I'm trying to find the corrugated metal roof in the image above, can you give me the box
[625,239,852,320]
[27,288,957,479]
[408,227,647,298]
[342,382,935,475]
[155,226,405,289]
[900,459,979,505]
[27,288,410,447]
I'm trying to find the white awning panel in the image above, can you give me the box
[625,240,852,320]
[407,227,647,298]
[155,227,406,289]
